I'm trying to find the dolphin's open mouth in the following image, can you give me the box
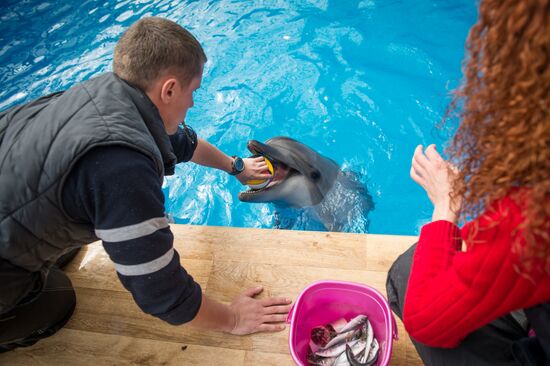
[238,140,297,198]
[239,158,292,196]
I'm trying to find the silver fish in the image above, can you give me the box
[330,318,349,334]
[310,314,379,366]
[349,339,368,358]
[346,344,364,366]
[308,348,355,366]
[307,356,337,366]
[346,339,380,366]
[333,351,352,366]
[339,314,368,334]
[365,338,379,365]
[360,322,374,363]
[315,339,359,358]
[323,327,361,350]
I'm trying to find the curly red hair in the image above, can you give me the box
[446,0,550,273]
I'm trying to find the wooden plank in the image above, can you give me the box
[64,287,253,351]
[0,225,421,365]
[365,234,416,272]
[205,260,389,303]
[63,262,416,359]
[406,342,425,366]
[65,242,212,292]
[171,225,369,271]
[0,328,245,366]
[389,316,412,366]
[244,351,294,366]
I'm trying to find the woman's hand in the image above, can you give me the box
[410,144,461,223]
[228,286,292,335]
[236,157,272,185]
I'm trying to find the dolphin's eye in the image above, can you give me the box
[310,170,321,180]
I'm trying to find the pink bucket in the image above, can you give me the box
[287,280,398,365]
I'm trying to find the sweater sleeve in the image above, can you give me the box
[62,146,202,325]
[169,125,198,163]
[403,198,550,348]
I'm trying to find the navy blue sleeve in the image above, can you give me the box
[169,125,198,163]
[62,146,202,325]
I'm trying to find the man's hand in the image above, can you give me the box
[410,144,461,223]
[228,286,292,335]
[236,157,272,185]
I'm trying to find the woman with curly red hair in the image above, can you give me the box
[386,0,550,364]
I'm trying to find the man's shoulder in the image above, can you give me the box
[77,145,160,176]
[83,144,152,158]
[62,145,164,224]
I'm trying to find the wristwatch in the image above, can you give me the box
[229,156,245,175]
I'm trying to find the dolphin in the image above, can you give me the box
[238,137,374,232]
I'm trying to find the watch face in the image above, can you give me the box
[234,157,245,171]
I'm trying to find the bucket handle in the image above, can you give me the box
[286,303,296,324]
[391,312,399,340]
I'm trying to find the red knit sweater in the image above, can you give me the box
[403,192,550,348]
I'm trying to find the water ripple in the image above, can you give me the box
[0,0,476,235]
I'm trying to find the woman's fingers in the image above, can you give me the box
[410,166,428,192]
[410,165,423,184]
[411,145,426,186]
[411,156,428,181]
[425,144,444,164]
[411,154,425,173]
[412,145,430,171]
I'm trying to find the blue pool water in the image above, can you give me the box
[0,0,476,235]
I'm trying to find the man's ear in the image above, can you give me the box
[160,77,178,104]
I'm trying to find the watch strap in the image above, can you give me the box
[229,156,243,175]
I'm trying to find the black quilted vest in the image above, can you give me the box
[0,72,176,313]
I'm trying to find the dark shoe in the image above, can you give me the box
[0,267,76,353]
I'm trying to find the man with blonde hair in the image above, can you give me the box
[0,17,290,352]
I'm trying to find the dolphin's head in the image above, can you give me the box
[238,137,340,207]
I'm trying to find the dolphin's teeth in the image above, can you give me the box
[239,186,270,196]
[241,190,262,195]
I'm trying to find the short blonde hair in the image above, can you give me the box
[113,17,207,91]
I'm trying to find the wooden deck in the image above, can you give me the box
[0,225,422,365]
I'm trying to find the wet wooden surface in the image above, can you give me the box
[0,225,422,365]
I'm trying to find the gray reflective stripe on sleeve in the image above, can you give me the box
[114,248,175,276]
[95,217,169,242]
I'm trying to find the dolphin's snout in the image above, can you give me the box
[247,140,264,155]
[246,140,255,152]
